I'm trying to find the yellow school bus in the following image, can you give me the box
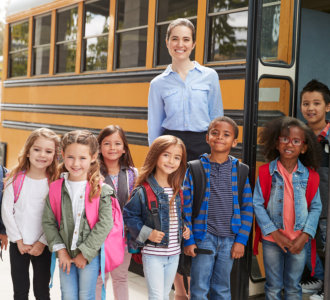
[2,0,330,298]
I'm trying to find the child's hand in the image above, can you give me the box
[16,239,33,255]
[184,244,197,257]
[289,233,309,254]
[182,226,190,240]
[0,234,8,250]
[58,249,73,274]
[270,230,293,252]
[72,253,88,269]
[28,241,45,256]
[231,242,245,259]
[148,230,165,243]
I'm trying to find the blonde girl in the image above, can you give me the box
[123,135,190,300]
[2,128,60,299]
[96,125,138,300]
[42,130,114,300]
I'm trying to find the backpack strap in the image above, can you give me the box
[306,168,319,209]
[236,160,249,206]
[13,171,26,203]
[48,178,64,228]
[142,182,161,231]
[187,159,206,220]
[253,163,271,255]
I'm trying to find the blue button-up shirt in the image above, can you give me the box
[147,62,223,145]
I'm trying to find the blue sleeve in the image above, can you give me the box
[147,80,166,145]
[183,168,195,247]
[252,178,278,236]
[208,69,223,120]
[303,188,322,238]
[235,177,253,245]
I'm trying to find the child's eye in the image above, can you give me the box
[46,150,53,154]
[175,156,181,161]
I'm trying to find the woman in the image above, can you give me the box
[148,18,223,162]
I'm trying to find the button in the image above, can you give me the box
[78,213,81,217]
[80,195,83,199]
[74,231,77,235]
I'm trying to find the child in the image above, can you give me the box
[123,135,190,300]
[183,116,253,300]
[253,117,322,300]
[1,128,60,299]
[96,125,138,300]
[42,130,114,300]
[300,79,330,299]
[0,165,8,251]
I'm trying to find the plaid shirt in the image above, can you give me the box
[317,121,330,142]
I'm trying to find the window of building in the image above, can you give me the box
[207,0,248,63]
[9,21,29,77]
[82,0,110,71]
[32,14,51,75]
[115,0,149,69]
[155,0,197,66]
[55,6,78,73]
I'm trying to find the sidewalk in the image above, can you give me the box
[0,249,174,299]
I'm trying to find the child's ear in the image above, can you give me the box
[232,139,238,148]
[91,153,98,163]
[301,144,308,154]
[326,102,330,113]
[206,134,209,144]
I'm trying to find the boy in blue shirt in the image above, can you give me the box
[183,116,253,300]
[300,79,330,300]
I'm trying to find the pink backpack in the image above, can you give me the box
[48,178,125,273]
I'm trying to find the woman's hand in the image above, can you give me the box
[148,230,165,243]
[58,249,72,274]
[72,253,88,269]
[16,239,32,255]
[28,241,45,256]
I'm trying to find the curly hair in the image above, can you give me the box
[136,135,187,206]
[259,117,321,169]
[60,130,102,202]
[97,125,134,176]
[5,128,60,185]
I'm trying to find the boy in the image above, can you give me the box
[183,116,253,300]
[300,79,330,300]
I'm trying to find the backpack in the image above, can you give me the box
[129,181,184,264]
[253,163,319,275]
[48,178,125,300]
[188,158,249,220]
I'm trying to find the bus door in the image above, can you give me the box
[243,0,299,297]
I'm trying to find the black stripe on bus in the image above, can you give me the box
[1,104,248,125]
[3,65,246,87]
[1,120,148,146]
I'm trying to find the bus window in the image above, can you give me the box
[115,0,149,69]
[82,0,110,72]
[260,0,295,66]
[207,0,248,62]
[252,77,292,281]
[32,14,51,76]
[155,0,197,66]
[55,6,78,73]
[9,20,29,77]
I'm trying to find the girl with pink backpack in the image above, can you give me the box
[42,130,124,300]
[2,128,60,299]
[96,125,138,300]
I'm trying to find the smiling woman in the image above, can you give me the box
[147,18,224,162]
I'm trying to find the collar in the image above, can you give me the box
[269,157,305,175]
[200,153,237,165]
[146,174,164,194]
[317,121,330,142]
[163,61,202,77]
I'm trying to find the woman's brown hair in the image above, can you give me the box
[136,135,187,205]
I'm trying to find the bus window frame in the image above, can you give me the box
[258,0,298,69]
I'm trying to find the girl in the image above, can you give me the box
[2,128,60,299]
[123,135,190,300]
[148,18,223,161]
[253,117,322,300]
[42,130,114,300]
[96,125,138,300]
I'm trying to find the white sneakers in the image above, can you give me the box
[301,277,323,294]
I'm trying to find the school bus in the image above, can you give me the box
[1,0,330,299]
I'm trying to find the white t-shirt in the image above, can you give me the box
[2,176,48,245]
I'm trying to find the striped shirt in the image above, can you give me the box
[142,187,181,256]
[207,160,235,237]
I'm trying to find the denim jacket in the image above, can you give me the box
[123,175,184,247]
[253,158,322,238]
